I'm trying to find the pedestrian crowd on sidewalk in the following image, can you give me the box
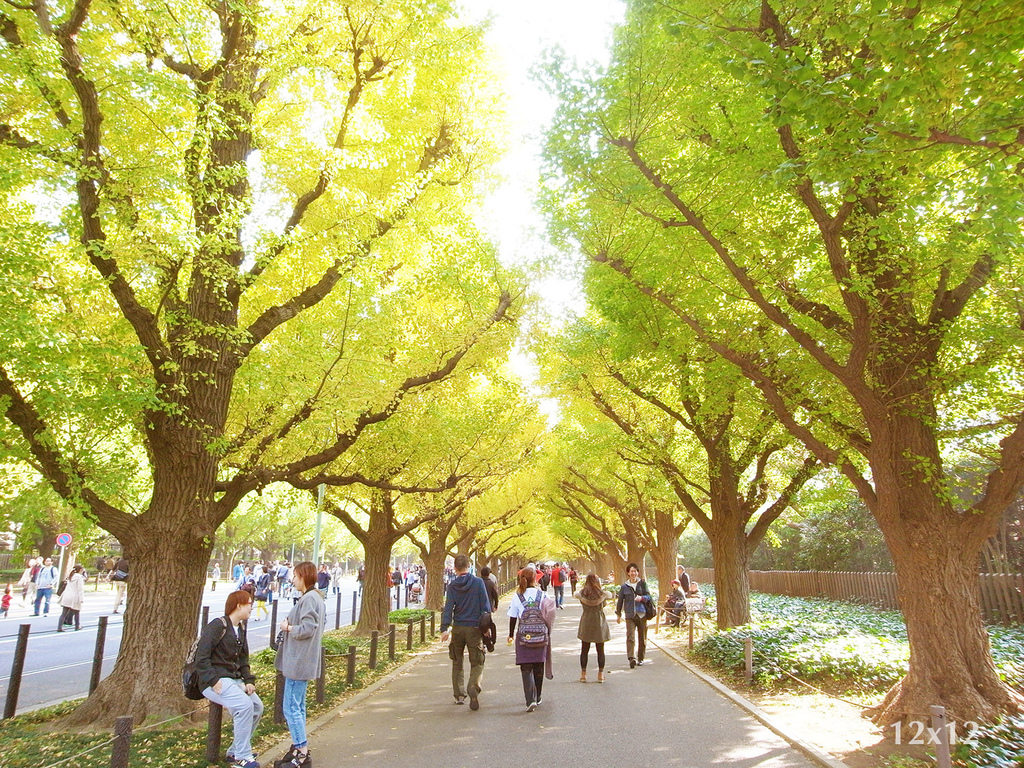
[439,558,690,715]
[4,551,132,630]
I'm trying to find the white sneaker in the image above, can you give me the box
[526,701,537,712]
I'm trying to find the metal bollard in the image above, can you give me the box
[351,591,358,625]
[90,616,108,694]
[335,591,342,630]
[744,638,753,685]
[274,671,285,724]
[406,620,413,651]
[270,600,280,649]
[420,615,425,644]
[388,624,396,660]
[688,615,695,649]
[369,630,379,669]
[430,612,436,636]
[316,648,326,703]
[931,705,953,768]
[205,703,223,764]
[110,715,133,768]
[3,625,30,719]
[346,645,356,685]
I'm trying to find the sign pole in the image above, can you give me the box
[313,484,325,566]
[54,533,73,580]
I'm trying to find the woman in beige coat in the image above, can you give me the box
[57,564,86,631]
[574,573,612,683]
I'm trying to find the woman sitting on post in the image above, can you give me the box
[663,579,687,627]
[196,590,262,768]
[274,561,326,768]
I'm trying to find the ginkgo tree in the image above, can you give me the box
[542,0,1024,726]
[322,372,544,630]
[537,316,814,626]
[0,0,519,723]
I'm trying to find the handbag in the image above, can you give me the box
[56,579,68,597]
[112,569,129,582]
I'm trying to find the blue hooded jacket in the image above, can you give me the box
[441,572,490,631]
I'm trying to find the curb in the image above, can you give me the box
[648,635,852,768]
[256,642,438,765]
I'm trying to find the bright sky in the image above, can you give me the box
[456,0,625,320]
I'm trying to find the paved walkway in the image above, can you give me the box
[288,598,822,767]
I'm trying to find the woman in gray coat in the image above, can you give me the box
[275,561,325,768]
[574,573,612,683]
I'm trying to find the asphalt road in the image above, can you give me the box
[0,576,410,714]
[298,598,822,768]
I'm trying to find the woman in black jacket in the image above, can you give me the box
[196,590,263,768]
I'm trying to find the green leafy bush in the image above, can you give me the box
[953,714,1024,768]
[688,589,1024,767]
[691,591,1024,692]
[388,608,434,624]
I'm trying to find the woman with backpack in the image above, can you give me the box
[615,562,655,668]
[574,573,612,682]
[273,561,326,768]
[506,566,555,712]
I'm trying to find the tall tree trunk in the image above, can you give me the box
[651,509,682,594]
[422,547,447,613]
[356,532,394,635]
[867,436,1024,725]
[592,550,612,582]
[625,541,645,577]
[65,505,213,724]
[709,513,751,629]
[602,543,626,582]
[650,540,677,598]
[875,526,1015,726]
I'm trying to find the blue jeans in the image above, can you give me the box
[282,677,309,747]
[553,585,564,607]
[33,587,54,615]
[203,678,264,760]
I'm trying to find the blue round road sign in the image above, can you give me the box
[55,532,72,547]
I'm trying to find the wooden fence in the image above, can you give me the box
[687,568,1024,625]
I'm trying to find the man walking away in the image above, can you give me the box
[440,554,490,711]
[551,563,565,609]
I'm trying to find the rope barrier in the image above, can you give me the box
[132,703,209,732]
[36,700,214,768]
[33,609,435,768]
[42,735,118,768]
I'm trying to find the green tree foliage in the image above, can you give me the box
[541,0,1024,726]
[0,0,520,723]
[323,371,544,630]
[536,315,815,625]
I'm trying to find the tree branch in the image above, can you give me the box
[0,366,133,538]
